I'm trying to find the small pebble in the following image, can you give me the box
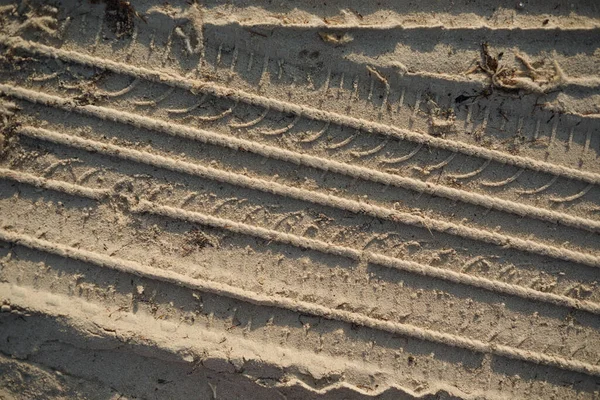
[1,305,11,313]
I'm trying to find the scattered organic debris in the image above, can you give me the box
[366,66,388,85]
[467,42,566,94]
[93,0,146,37]
[0,98,20,157]
[0,99,18,126]
[423,96,456,137]
[323,16,344,25]
[429,109,456,138]
[349,9,364,20]
[318,31,353,45]
[182,227,217,255]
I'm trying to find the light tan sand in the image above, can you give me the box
[0,0,599,398]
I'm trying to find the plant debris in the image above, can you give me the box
[318,31,353,45]
[467,42,566,94]
[427,103,456,138]
[182,228,217,255]
[366,66,388,85]
[93,0,145,38]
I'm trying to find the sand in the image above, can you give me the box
[0,0,599,398]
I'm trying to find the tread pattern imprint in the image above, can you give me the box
[0,1,599,399]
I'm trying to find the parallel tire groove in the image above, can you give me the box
[13,125,600,269]
[2,167,600,316]
[1,35,599,186]
[1,83,599,235]
[1,228,600,377]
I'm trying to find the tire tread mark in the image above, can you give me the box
[3,83,598,234]
[2,35,598,187]
[1,227,599,377]
[13,125,600,268]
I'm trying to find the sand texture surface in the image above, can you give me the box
[0,1,599,398]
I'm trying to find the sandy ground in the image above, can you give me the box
[0,0,599,398]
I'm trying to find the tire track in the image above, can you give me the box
[13,125,600,269]
[2,2,599,398]
[2,166,599,317]
[0,283,410,400]
[203,23,600,88]
[5,141,599,305]
[1,35,598,186]
[10,61,597,217]
[5,7,600,144]
[1,82,598,236]
[0,282,540,400]
[1,227,599,378]
[6,169,600,372]
[12,66,597,224]
[6,93,600,301]
[7,134,600,289]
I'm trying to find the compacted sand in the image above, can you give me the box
[0,1,599,398]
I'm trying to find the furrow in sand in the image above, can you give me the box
[1,228,600,378]
[2,83,599,234]
[0,167,110,200]
[13,125,600,269]
[2,166,599,317]
[1,35,599,186]
[206,21,600,33]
